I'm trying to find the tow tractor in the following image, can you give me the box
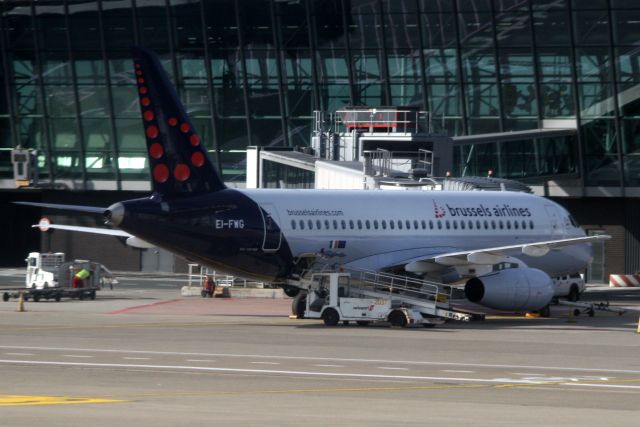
[290,269,475,328]
[2,252,117,303]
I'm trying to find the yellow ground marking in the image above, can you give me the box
[0,394,125,407]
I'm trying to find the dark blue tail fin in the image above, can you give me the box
[131,46,225,195]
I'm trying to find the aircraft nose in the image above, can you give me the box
[105,202,125,226]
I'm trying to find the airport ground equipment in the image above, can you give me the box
[290,269,475,327]
[552,273,585,301]
[2,252,116,303]
[556,299,626,317]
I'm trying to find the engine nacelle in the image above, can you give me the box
[464,268,554,312]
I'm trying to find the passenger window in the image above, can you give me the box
[514,221,519,230]
[325,220,330,229]
[499,220,503,230]
[333,219,338,229]
[429,220,434,229]
[316,220,322,229]
[521,220,527,229]
[357,219,362,229]
[406,220,411,229]
[437,220,442,229]
[468,220,473,230]
[349,220,354,229]
[421,220,426,229]
[341,220,346,229]
[484,220,489,229]
[398,221,402,230]
[291,220,296,230]
[453,221,458,230]
[445,220,450,230]
[382,220,387,229]
[507,221,511,230]
[529,220,534,229]
[374,220,379,229]
[365,219,371,229]
[308,220,313,230]
[390,220,395,230]
[460,220,465,230]
[476,220,481,229]
[299,220,305,230]
[414,220,419,229]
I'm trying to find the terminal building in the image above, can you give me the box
[0,0,638,280]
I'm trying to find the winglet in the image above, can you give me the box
[131,46,226,195]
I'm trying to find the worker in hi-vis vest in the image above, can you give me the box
[73,268,90,289]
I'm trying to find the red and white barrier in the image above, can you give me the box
[609,274,640,287]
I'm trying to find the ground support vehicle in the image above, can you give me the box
[289,269,474,328]
[2,252,116,303]
[3,287,98,303]
[552,273,585,302]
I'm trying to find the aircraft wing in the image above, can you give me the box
[402,235,611,273]
[32,223,132,237]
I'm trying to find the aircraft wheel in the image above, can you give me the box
[356,321,370,326]
[33,294,40,302]
[539,305,551,318]
[55,294,61,302]
[282,286,300,298]
[292,292,306,319]
[322,308,339,326]
[2,293,8,302]
[90,291,96,300]
[388,310,407,328]
[568,285,580,302]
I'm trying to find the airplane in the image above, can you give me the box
[16,46,610,314]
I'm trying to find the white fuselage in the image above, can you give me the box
[244,189,590,278]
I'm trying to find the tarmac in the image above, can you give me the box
[1,269,640,426]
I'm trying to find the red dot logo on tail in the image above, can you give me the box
[174,164,191,182]
[153,164,169,183]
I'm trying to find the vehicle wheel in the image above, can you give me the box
[292,292,307,319]
[282,286,300,298]
[55,294,61,302]
[33,294,40,302]
[388,310,408,328]
[2,293,8,302]
[201,290,207,298]
[90,291,96,300]
[568,285,580,302]
[538,305,551,318]
[322,308,339,326]
[43,282,49,288]
[422,323,436,328]
[356,321,370,326]
[79,293,84,301]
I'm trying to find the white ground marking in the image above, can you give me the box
[378,367,408,371]
[4,353,34,356]
[123,357,150,360]
[314,364,344,368]
[251,361,280,365]
[564,383,640,390]
[441,370,475,373]
[186,359,216,363]
[62,355,93,358]
[0,359,548,383]
[1,345,638,375]
[513,373,544,376]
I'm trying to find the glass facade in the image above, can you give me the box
[0,0,639,187]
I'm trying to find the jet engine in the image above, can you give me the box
[464,268,554,312]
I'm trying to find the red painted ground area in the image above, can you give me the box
[110,297,292,317]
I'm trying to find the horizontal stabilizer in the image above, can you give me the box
[15,201,105,214]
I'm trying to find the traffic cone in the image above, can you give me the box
[17,292,25,312]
